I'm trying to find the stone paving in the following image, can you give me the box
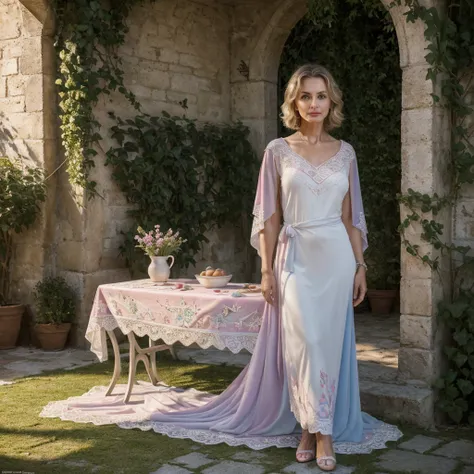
[0,345,99,382]
[146,434,474,473]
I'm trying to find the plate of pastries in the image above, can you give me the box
[195,266,232,288]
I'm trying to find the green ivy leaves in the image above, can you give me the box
[105,111,258,276]
[438,292,474,423]
[53,0,146,195]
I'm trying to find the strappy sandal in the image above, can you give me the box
[317,455,336,471]
[295,447,315,463]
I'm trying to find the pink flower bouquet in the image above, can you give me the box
[135,225,186,257]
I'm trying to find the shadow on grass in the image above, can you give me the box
[0,355,243,474]
[22,352,244,395]
[0,419,195,474]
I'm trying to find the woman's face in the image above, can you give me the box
[294,76,331,127]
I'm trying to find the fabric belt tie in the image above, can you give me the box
[279,216,342,274]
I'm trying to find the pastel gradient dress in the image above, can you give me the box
[251,138,371,439]
[41,138,401,453]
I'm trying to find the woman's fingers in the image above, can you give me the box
[353,282,366,307]
[353,284,361,307]
[353,284,360,302]
[262,287,275,305]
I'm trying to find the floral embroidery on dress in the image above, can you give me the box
[317,370,337,421]
[287,368,337,435]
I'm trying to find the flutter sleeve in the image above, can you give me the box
[250,147,280,256]
[349,151,368,252]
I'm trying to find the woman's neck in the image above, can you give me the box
[297,123,328,144]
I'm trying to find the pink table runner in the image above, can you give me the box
[86,279,265,362]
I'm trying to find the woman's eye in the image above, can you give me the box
[301,94,310,100]
[318,95,327,100]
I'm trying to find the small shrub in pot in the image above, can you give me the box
[33,277,76,350]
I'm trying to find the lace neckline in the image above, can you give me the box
[279,138,345,171]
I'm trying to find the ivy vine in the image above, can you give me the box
[395,0,474,424]
[105,111,258,278]
[53,0,147,194]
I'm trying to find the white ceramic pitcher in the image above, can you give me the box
[148,255,175,284]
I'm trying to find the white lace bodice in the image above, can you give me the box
[267,138,354,226]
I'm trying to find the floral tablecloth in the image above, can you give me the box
[86,279,265,362]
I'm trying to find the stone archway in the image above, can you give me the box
[230,0,451,427]
[2,0,58,341]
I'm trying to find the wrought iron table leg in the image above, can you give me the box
[149,337,161,382]
[124,332,138,404]
[122,333,181,403]
[105,330,121,396]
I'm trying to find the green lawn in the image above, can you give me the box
[0,351,466,474]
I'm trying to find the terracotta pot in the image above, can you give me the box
[0,305,24,349]
[35,323,71,351]
[367,289,397,314]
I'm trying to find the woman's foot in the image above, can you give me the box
[316,433,336,471]
[296,430,315,463]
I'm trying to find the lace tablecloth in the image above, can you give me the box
[86,279,265,362]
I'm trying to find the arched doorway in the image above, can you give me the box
[230,0,451,427]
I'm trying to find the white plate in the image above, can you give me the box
[195,274,232,288]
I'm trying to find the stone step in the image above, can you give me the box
[360,379,434,429]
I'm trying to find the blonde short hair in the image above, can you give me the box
[281,64,344,131]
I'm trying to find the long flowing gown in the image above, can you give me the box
[41,138,402,453]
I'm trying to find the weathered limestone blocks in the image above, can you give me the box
[398,347,437,383]
[400,314,434,350]
[231,81,277,121]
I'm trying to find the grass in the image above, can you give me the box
[0,351,470,474]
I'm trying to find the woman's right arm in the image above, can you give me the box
[259,186,281,305]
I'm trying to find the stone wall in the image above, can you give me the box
[0,0,57,344]
[51,0,243,345]
[453,68,474,260]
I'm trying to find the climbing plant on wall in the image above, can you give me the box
[283,0,402,292]
[393,0,474,425]
[52,0,258,277]
[105,111,258,276]
[53,0,147,193]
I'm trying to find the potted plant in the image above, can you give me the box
[33,276,76,351]
[0,157,46,349]
[366,256,400,314]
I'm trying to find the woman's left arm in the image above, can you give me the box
[342,192,367,307]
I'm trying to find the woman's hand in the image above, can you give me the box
[353,267,367,307]
[261,271,277,306]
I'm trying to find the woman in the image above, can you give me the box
[132,63,400,466]
[255,63,369,470]
[46,64,401,467]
